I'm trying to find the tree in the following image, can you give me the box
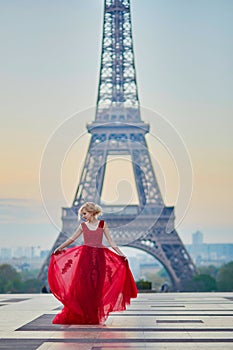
[198,265,219,279]
[0,264,22,293]
[22,278,41,293]
[217,261,233,292]
[0,264,42,293]
[136,279,152,290]
[183,274,217,292]
[144,271,167,291]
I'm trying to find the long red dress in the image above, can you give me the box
[48,220,138,324]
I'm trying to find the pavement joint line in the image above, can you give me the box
[123,309,233,311]
[1,338,233,343]
[15,327,233,332]
[107,313,233,316]
[150,305,186,307]
[1,298,31,303]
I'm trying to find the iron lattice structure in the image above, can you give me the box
[96,0,139,109]
[38,0,196,290]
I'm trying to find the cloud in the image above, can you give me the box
[0,198,49,224]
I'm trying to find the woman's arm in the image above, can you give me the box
[54,224,83,254]
[103,222,127,258]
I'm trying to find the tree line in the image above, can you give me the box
[183,262,233,292]
[0,261,233,293]
[139,262,233,292]
[0,264,41,293]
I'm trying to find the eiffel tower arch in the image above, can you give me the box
[38,0,196,291]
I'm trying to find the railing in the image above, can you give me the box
[62,205,175,219]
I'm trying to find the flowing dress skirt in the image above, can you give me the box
[48,245,138,324]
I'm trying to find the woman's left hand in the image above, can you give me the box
[53,248,63,255]
[121,255,127,261]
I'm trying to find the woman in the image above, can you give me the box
[48,202,138,324]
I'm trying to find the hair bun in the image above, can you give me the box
[78,202,102,217]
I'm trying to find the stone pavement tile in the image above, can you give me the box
[0,295,59,332]
[1,297,31,303]
[0,339,44,350]
[193,346,233,350]
[187,331,233,339]
[0,331,57,339]
[37,344,94,350]
[38,343,148,350]
[144,331,192,339]
[96,331,145,340]
[3,341,233,350]
[107,316,146,327]
[203,316,233,327]
[48,331,100,339]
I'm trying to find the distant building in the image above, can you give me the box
[40,250,50,259]
[126,252,160,281]
[186,231,233,266]
[0,247,12,259]
[192,231,203,245]
[0,246,50,270]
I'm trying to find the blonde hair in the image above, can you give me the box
[78,202,102,219]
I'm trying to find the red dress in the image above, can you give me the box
[48,220,138,324]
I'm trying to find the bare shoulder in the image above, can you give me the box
[75,223,83,232]
[103,221,109,228]
[71,223,83,240]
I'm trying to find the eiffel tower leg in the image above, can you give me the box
[131,147,163,207]
[73,141,108,207]
[129,217,196,291]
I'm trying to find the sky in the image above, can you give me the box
[0,0,233,250]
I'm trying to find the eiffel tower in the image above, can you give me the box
[38,0,196,290]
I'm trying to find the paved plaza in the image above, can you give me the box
[0,292,233,349]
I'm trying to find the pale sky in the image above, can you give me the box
[1,0,233,249]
